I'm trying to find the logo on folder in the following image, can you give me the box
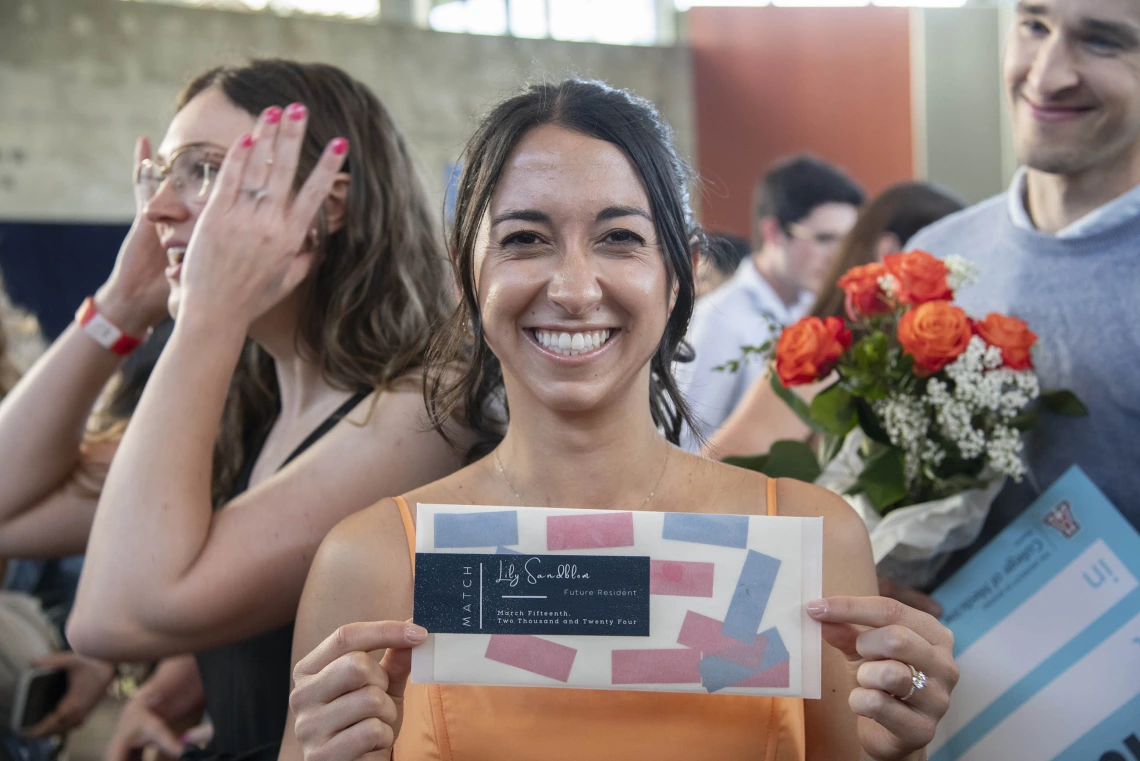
[1043,499,1081,539]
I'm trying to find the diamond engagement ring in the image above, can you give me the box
[901,664,928,702]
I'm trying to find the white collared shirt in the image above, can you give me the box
[677,260,814,451]
[1008,166,1140,238]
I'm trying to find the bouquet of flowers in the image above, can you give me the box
[730,251,1085,586]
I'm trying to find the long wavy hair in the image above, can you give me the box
[177,60,452,505]
[425,78,702,461]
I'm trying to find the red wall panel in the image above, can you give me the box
[689,6,914,238]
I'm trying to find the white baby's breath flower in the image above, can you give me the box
[921,440,946,467]
[945,255,979,290]
[877,274,900,299]
[987,425,1027,481]
[982,344,1005,371]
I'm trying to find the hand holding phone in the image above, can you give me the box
[18,652,116,738]
[10,667,67,733]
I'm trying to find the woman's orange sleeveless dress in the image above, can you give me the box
[392,478,806,761]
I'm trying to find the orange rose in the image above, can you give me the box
[884,250,952,306]
[838,262,891,318]
[776,316,853,387]
[897,301,972,376]
[974,313,1037,370]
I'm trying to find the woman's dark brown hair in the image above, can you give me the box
[425,78,702,460]
[178,60,452,504]
[810,182,964,320]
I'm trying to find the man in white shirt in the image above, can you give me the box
[678,155,863,450]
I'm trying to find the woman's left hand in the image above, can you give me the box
[808,595,959,761]
[177,102,349,328]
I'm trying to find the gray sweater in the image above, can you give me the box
[909,194,1140,540]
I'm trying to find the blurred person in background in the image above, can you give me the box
[0,58,466,761]
[695,232,750,299]
[908,0,1140,584]
[678,155,864,450]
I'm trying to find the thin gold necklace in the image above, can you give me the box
[493,444,671,509]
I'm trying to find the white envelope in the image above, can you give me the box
[411,503,822,698]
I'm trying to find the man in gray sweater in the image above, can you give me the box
[910,0,1140,579]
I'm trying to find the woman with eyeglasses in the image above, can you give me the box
[0,59,466,761]
[282,79,959,761]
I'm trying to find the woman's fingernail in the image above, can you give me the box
[240,133,254,148]
[405,625,428,642]
[331,137,349,156]
[263,106,282,124]
[806,599,828,616]
[287,103,308,121]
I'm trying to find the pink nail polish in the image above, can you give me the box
[264,106,282,124]
[331,138,349,156]
[287,103,307,121]
[239,133,254,148]
[806,599,827,616]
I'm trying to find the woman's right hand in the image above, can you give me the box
[290,622,427,761]
[104,691,185,761]
[94,136,172,336]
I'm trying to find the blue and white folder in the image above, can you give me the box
[930,466,1140,761]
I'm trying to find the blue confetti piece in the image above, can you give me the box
[757,627,789,671]
[433,511,519,548]
[700,655,755,693]
[496,546,522,554]
[662,513,749,549]
[722,550,781,643]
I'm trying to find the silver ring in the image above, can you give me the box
[900,664,927,703]
[241,186,269,201]
[265,157,274,166]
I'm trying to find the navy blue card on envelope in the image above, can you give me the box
[415,553,651,636]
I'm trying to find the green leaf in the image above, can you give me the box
[769,374,826,433]
[855,398,892,444]
[723,441,822,483]
[809,384,857,436]
[1009,408,1040,432]
[1041,389,1089,417]
[722,453,770,473]
[763,440,823,483]
[855,447,908,513]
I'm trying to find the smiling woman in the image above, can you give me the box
[281,78,960,761]
[0,59,472,761]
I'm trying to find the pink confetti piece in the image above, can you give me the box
[677,611,768,669]
[485,634,577,682]
[731,659,790,689]
[650,560,715,597]
[612,648,703,685]
[546,512,635,550]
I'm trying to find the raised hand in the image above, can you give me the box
[176,103,349,328]
[290,622,427,761]
[94,136,173,335]
[809,595,959,761]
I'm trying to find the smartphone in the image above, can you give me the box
[9,667,68,732]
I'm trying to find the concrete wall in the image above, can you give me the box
[0,0,693,221]
[914,7,1008,204]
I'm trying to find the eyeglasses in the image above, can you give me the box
[135,146,226,207]
[785,221,844,248]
